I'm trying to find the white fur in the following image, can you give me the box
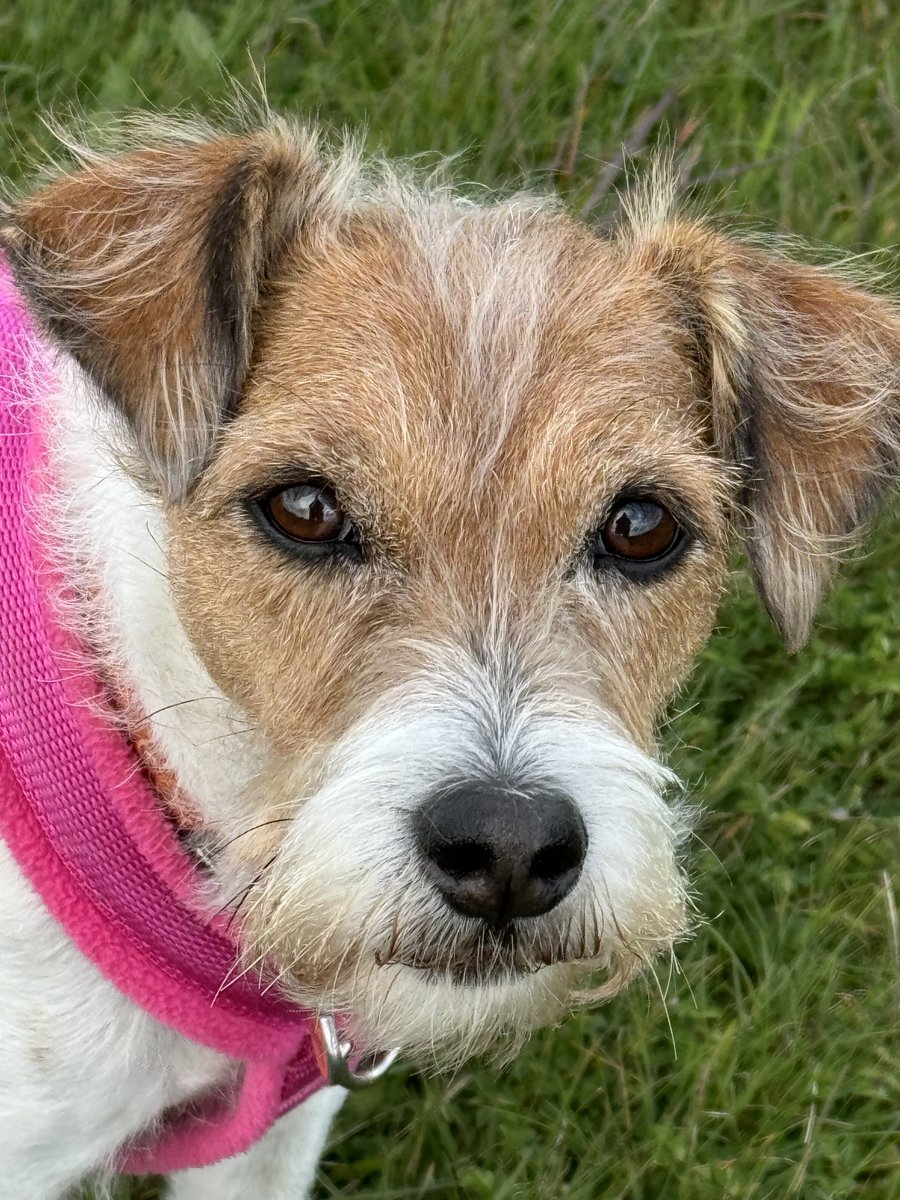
[0,838,230,1199]
[166,1090,346,1200]
[44,360,273,831]
[241,657,689,1066]
[0,368,341,1198]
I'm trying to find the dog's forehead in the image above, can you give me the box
[210,208,714,517]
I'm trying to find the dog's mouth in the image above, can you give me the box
[373,913,605,985]
[258,887,670,1063]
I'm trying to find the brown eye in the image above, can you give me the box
[595,497,686,576]
[256,481,360,558]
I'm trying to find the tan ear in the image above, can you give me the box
[633,218,900,650]
[2,118,329,501]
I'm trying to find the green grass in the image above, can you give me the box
[2,1,899,1197]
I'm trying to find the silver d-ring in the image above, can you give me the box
[316,1015,401,1089]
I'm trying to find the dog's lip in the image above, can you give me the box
[374,929,589,984]
[391,956,551,987]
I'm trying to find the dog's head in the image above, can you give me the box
[4,120,898,1063]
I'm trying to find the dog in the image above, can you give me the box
[0,112,897,1199]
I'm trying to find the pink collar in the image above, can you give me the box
[0,261,329,1174]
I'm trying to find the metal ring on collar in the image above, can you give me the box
[316,1014,401,1089]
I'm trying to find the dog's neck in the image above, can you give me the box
[44,359,270,841]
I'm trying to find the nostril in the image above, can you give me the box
[429,840,495,879]
[530,838,584,882]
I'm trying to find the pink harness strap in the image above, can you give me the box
[0,260,325,1175]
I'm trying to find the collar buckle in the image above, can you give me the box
[315,1015,400,1089]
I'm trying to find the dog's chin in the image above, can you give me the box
[301,959,583,1067]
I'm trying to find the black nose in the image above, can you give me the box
[414,780,587,926]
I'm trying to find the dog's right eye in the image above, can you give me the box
[251,482,362,558]
[267,483,345,541]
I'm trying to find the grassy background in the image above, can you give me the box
[2,1,899,1196]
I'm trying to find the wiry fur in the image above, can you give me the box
[236,660,690,1066]
[0,111,897,1198]
[618,158,900,647]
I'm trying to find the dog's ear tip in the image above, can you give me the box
[771,596,812,650]
[750,565,818,653]
[782,628,811,655]
[760,608,810,653]
[767,612,810,655]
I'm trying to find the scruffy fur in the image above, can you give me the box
[0,113,897,1198]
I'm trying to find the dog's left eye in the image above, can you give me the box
[254,482,361,555]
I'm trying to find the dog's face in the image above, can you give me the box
[167,214,729,1055]
[5,121,898,1062]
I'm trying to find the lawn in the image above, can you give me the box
[1,1,898,1197]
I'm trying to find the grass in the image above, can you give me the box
[2,0,899,1196]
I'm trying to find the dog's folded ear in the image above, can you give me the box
[636,218,900,651]
[2,119,329,501]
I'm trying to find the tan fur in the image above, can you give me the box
[170,214,732,754]
[622,203,900,648]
